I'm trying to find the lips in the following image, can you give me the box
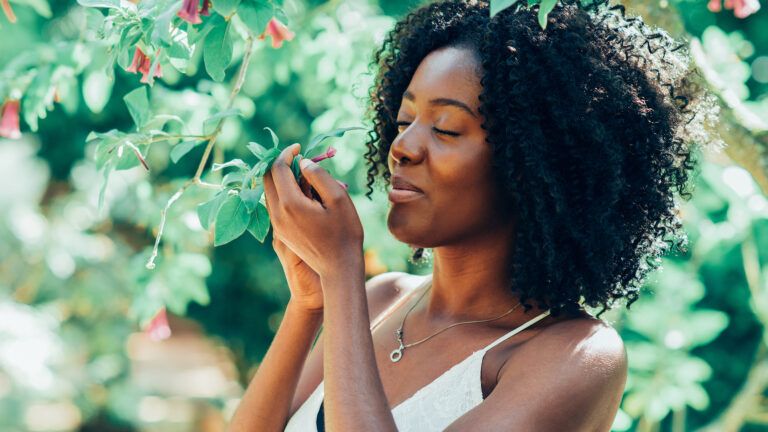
[390,175,422,193]
[388,174,423,204]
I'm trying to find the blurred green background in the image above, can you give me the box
[1,0,767,430]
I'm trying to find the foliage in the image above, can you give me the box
[0,0,766,430]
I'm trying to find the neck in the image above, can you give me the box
[417,223,548,327]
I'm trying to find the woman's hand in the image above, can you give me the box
[263,143,364,286]
[272,234,324,314]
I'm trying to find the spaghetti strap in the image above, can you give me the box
[479,309,551,353]
[370,274,433,332]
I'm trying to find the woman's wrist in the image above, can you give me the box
[286,298,324,319]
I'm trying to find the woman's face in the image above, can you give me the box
[386,46,511,248]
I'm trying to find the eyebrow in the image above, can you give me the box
[402,90,478,118]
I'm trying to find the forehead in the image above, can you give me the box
[403,46,482,109]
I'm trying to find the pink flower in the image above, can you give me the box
[177,0,202,24]
[200,0,210,16]
[146,306,171,341]
[1,0,17,24]
[125,47,163,84]
[258,17,295,49]
[733,0,760,17]
[0,100,21,139]
[311,146,337,163]
[709,0,760,17]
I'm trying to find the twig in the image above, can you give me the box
[145,33,255,270]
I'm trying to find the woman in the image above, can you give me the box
[229,0,718,430]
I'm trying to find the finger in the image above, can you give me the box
[298,158,346,206]
[263,170,278,216]
[270,143,304,204]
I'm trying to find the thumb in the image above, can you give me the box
[299,157,345,205]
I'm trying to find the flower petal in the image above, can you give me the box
[0,100,22,139]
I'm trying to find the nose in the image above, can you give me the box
[388,121,425,170]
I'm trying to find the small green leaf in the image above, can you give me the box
[239,186,264,212]
[203,108,242,135]
[247,203,271,243]
[214,195,250,246]
[222,171,245,186]
[306,126,365,158]
[490,0,516,17]
[264,127,280,148]
[212,0,241,16]
[170,141,203,163]
[203,16,233,82]
[247,141,269,159]
[238,0,273,34]
[538,0,557,29]
[291,155,302,181]
[197,192,227,230]
[212,159,250,172]
[123,87,150,129]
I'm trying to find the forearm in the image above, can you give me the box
[228,301,324,432]
[321,262,398,432]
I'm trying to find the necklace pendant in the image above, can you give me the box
[390,347,403,362]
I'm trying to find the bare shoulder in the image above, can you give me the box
[444,315,627,431]
[539,314,627,373]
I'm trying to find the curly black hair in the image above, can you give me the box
[362,0,721,317]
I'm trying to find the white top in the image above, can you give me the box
[284,274,551,431]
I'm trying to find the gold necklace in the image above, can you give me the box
[390,282,523,363]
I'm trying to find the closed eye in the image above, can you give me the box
[395,121,460,137]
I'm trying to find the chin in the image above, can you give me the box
[386,214,432,249]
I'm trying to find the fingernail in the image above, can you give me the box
[300,158,313,169]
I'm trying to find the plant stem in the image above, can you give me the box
[194,34,255,181]
[145,33,255,270]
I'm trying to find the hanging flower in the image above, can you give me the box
[177,0,202,24]
[1,0,17,23]
[0,99,21,139]
[125,47,163,84]
[200,0,211,16]
[258,17,295,49]
[708,0,760,18]
[146,306,172,341]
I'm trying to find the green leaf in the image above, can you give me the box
[123,87,150,129]
[213,0,241,16]
[246,203,271,243]
[214,194,250,246]
[239,186,264,212]
[305,126,365,158]
[222,171,245,186]
[537,0,557,29]
[291,155,302,181]
[170,141,204,164]
[247,141,269,159]
[212,158,249,172]
[197,191,227,230]
[76,0,120,8]
[203,108,242,135]
[203,16,233,82]
[264,126,280,148]
[238,0,273,34]
[490,0,516,17]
